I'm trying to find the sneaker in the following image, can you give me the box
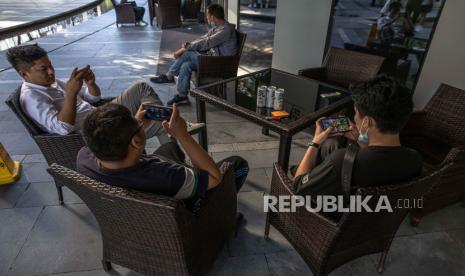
[167,95,189,106]
[150,74,175,84]
[187,122,205,135]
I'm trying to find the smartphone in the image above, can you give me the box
[143,104,173,121]
[320,117,351,133]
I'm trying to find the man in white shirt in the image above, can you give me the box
[6,44,170,142]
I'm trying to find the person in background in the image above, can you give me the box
[150,4,237,106]
[377,2,414,44]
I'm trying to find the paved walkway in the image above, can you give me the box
[0,1,465,276]
[0,0,100,29]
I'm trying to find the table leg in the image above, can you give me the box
[196,98,208,151]
[262,126,270,136]
[278,134,292,173]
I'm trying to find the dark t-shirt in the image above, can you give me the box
[76,147,209,200]
[294,146,423,196]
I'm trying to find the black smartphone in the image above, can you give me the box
[320,117,351,133]
[143,104,173,121]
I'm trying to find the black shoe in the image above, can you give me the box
[167,95,189,106]
[150,74,174,84]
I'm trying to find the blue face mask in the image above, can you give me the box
[209,21,216,29]
[357,118,369,143]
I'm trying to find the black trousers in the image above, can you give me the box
[154,142,249,193]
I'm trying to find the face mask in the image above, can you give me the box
[357,118,369,143]
[209,21,216,29]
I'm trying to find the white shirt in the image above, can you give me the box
[20,79,101,135]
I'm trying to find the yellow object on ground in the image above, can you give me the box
[0,143,21,185]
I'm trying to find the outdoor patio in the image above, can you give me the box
[1,1,465,275]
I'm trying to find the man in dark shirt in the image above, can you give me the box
[150,4,237,106]
[77,103,249,208]
[293,75,422,197]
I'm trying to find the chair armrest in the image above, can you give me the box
[115,3,136,13]
[441,146,465,165]
[270,163,338,228]
[298,67,327,80]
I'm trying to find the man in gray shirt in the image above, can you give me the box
[150,4,237,105]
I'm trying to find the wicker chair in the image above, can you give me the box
[111,0,142,27]
[4,87,113,204]
[264,163,447,275]
[183,0,201,20]
[298,47,385,91]
[47,163,237,275]
[400,84,465,226]
[193,31,247,87]
[152,0,182,29]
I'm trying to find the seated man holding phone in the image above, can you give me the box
[293,76,422,199]
[6,44,202,143]
[77,103,249,211]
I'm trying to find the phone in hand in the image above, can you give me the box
[143,104,173,121]
[320,117,351,133]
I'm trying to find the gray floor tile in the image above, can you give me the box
[15,181,82,208]
[378,231,465,276]
[22,162,53,183]
[208,254,270,276]
[446,228,465,251]
[412,203,465,234]
[0,207,42,275]
[241,168,271,193]
[265,250,312,276]
[9,204,101,275]
[230,191,293,257]
[0,179,29,209]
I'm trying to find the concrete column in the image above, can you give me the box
[227,0,240,28]
[271,0,333,74]
[413,0,465,109]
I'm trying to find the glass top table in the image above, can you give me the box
[190,68,353,171]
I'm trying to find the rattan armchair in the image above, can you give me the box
[298,47,385,91]
[264,163,446,275]
[152,0,182,29]
[400,84,465,226]
[111,0,139,27]
[5,87,113,204]
[183,0,201,20]
[47,163,237,275]
[194,31,247,87]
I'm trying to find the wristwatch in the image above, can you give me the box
[308,141,320,149]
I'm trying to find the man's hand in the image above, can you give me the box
[312,117,333,145]
[66,67,86,97]
[162,104,188,139]
[82,65,96,86]
[343,120,359,141]
[174,47,187,59]
[134,104,153,129]
[182,41,190,49]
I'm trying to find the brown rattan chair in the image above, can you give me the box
[194,31,247,87]
[400,84,465,226]
[264,163,447,275]
[298,47,385,91]
[153,0,182,29]
[4,87,113,204]
[111,0,142,27]
[183,0,201,20]
[46,163,237,275]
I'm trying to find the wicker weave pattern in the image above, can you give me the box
[299,47,385,89]
[154,0,182,29]
[265,162,446,275]
[111,0,137,25]
[400,84,465,222]
[47,163,237,275]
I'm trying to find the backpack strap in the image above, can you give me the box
[341,142,359,197]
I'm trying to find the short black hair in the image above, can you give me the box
[6,44,48,72]
[82,103,140,161]
[389,2,402,11]
[207,4,225,20]
[351,75,413,134]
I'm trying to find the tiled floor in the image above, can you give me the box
[0,1,465,276]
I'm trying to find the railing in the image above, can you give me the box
[0,0,105,41]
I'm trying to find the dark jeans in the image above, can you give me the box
[154,141,249,193]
